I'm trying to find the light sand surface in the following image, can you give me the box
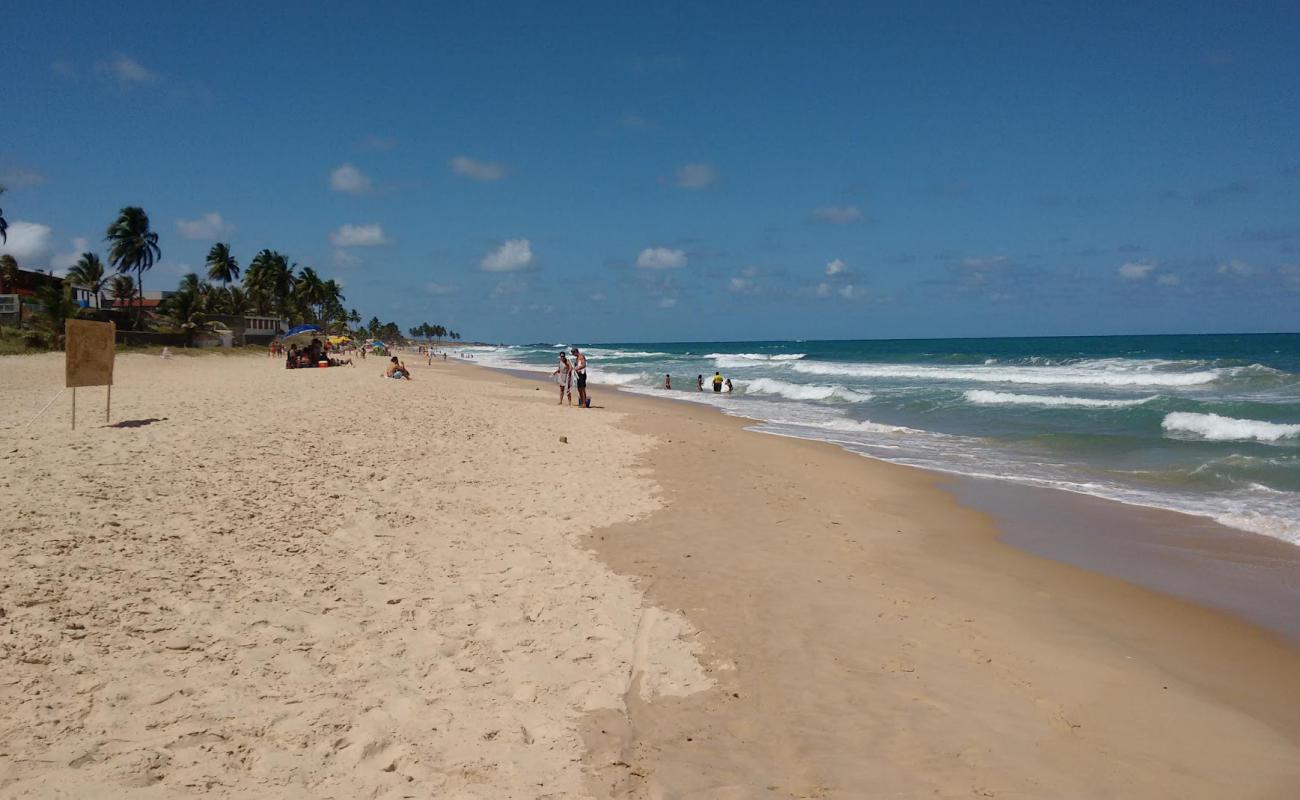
[3,352,1300,799]
[1,353,711,798]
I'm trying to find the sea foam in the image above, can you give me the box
[964,390,1156,408]
[1162,412,1300,443]
[743,378,872,403]
[792,361,1221,387]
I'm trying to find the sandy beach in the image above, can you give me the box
[3,352,1300,798]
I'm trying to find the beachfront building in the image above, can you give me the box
[0,266,93,325]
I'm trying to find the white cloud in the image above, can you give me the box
[636,247,688,269]
[481,238,533,272]
[330,163,372,194]
[1217,259,1253,277]
[810,206,865,224]
[331,248,362,268]
[99,53,159,84]
[51,237,90,272]
[728,276,756,294]
[1118,261,1156,281]
[423,282,457,295]
[617,114,654,130]
[838,284,864,299]
[0,168,46,188]
[674,163,716,189]
[825,258,849,276]
[0,221,53,263]
[450,156,507,182]
[358,134,397,152]
[176,212,232,240]
[1156,273,1182,286]
[813,282,833,298]
[658,297,678,308]
[962,256,1008,269]
[329,223,390,247]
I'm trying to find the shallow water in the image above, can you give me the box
[460,334,1300,546]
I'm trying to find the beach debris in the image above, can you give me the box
[559,436,568,444]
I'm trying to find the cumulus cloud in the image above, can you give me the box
[636,247,688,269]
[825,258,849,276]
[51,237,90,272]
[329,223,390,247]
[962,256,1008,269]
[1118,261,1156,281]
[330,163,372,194]
[450,156,507,182]
[728,276,757,294]
[810,206,866,224]
[674,163,715,189]
[0,221,54,263]
[838,284,864,300]
[1217,259,1253,277]
[0,168,46,188]
[176,212,232,240]
[481,239,533,272]
[358,134,397,152]
[98,53,159,84]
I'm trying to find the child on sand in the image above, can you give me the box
[553,353,573,405]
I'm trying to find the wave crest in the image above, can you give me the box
[964,390,1157,408]
[743,378,872,403]
[1162,412,1300,443]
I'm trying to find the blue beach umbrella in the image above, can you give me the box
[282,324,324,345]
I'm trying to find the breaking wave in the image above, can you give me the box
[1162,412,1300,443]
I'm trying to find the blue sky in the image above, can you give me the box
[4,1,1299,342]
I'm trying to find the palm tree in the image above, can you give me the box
[105,207,161,329]
[109,274,136,311]
[35,280,83,347]
[66,253,109,308]
[0,254,18,294]
[160,288,210,347]
[0,184,8,244]
[226,286,250,315]
[294,266,325,323]
[206,242,240,289]
[247,249,293,319]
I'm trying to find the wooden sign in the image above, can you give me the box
[66,319,116,388]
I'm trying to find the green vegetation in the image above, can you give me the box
[3,201,467,355]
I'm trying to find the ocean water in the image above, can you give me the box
[458,334,1300,546]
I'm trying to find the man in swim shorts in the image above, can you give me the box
[571,347,588,407]
[385,356,412,380]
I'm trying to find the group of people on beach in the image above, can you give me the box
[666,373,732,392]
[285,338,353,369]
[552,347,590,407]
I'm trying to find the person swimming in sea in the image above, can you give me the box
[696,374,704,391]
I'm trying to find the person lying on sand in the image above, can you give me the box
[385,356,412,380]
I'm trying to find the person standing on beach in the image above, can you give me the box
[664,374,672,390]
[553,352,573,405]
[713,372,724,393]
[571,347,588,407]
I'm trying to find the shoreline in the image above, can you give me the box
[535,364,1300,797]
[4,351,1298,797]
[481,357,1300,644]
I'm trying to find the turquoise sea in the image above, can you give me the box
[462,334,1300,545]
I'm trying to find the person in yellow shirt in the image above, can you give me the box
[712,372,724,393]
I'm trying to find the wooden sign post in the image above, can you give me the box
[65,319,116,429]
